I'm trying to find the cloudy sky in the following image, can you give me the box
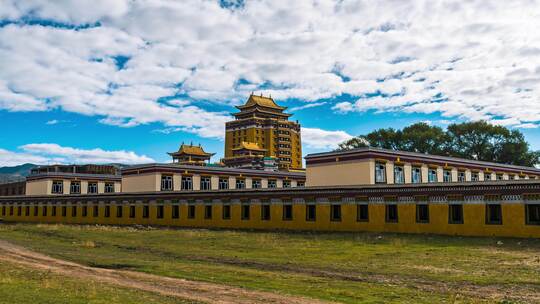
[1,0,540,166]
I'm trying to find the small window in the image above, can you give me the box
[116,205,123,218]
[330,204,341,221]
[61,206,67,217]
[484,173,492,181]
[143,205,150,218]
[252,179,261,189]
[457,171,466,182]
[496,174,504,180]
[33,206,38,216]
[157,205,164,219]
[241,204,250,220]
[306,204,316,221]
[297,181,305,187]
[42,206,47,217]
[172,205,179,219]
[268,180,277,188]
[261,204,271,221]
[104,183,115,193]
[104,205,110,218]
[509,175,516,180]
[93,205,99,217]
[236,179,246,189]
[357,204,369,222]
[200,177,211,190]
[375,162,386,184]
[282,204,293,221]
[181,176,193,190]
[88,182,98,194]
[471,172,479,182]
[385,204,398,223]
[82,205,87,217]
[10,206,14,216]
[411,167,422,183]
[52,181,63,194]
[71,206,77,217]
[161,175,173,191]
[24,206,29,216]
[51,206,55,216]
[188,204,196,219]
[428,169,438,183]
[449,204,464,224]
[204,205,212,219]
[283,180,291,188]
[70,182,81,194]
[218,178,229,190]
[222,204,231,219]
[130,205,136,218]
[443,170,452,182]
[486,204,502,225]
[394,166,404,184]
[88,183,97,194]
[525,204,540,225]
[416,204,429,223]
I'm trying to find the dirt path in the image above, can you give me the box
[0,240,333,304]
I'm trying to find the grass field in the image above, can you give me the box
[0,223,539,303]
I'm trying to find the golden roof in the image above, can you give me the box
[232,141,267,151]
[237,94,286,110]
[169,144,215,157]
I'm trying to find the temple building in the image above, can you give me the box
[168,143,215,166]
[223,94,302,171]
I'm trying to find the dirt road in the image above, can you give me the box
[0,240,333,304]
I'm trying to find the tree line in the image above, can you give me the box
[337,121,540,167]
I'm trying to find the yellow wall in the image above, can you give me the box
[306,159,373,186]
[1,200,538,238]
[121,173,160,193]
[26,180,51,196]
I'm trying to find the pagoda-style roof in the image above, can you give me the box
[232,142,267,152]
[168,144,215,157]
[236,94,287,111]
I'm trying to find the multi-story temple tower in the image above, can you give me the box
[223,94,302,171]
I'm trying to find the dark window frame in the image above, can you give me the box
[485,204,502,225]
[306,204,316,222]
[385,204,398,223]
[282,204,293,221]
[448,204,464,224]
[525,204,540,225]
[222,204,231,220]
[330,204,342,222]
[261,204,271,221]
[116,205,123,218]
[241,204,250,220]
[188,204,196,219]
[157,205,164,219]
[416,204,429,223]
[356,204,369,222]
[204,205,212,219]
[172,205,179,219]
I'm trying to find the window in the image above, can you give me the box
[157,205,164,219]
[261,204,271,220]
[236,179,245,189]
[104,183,115,193]
[172,205,179,219]
[116,205,123,218]
[268,180,277,188]
[104,205,110,218]
[222,204,231,220]
[188,204,196,219]
[52,181,63,194]
[143,205,150,218]
[82,205,87,217]
[449,204,463,224]
[416,204,429,223]
[200,177,211,190]
[252,179,261,189]
[10,206,14,216]
[70,182,81,194]
[385,204,398,223]
[496,174,504,180]
[161,175,173,191]
[218,178,229,190]
[484,173,492,181]
[443,170,452,182]
[428,169,438,183]
[297,181,305,187]
[33,206,38,216]
[283,180,291,188]
[24,206,29,216]
[411,167,422,183]
[42,206,47,217]
[181,176,193,190]
[61,206,67,217]
[375,162,386,184]
[330,204,341,221]
[88,182,98,194]
[204,205,212,219]
[129,205,136,218]
[394,166,404,184]
[525,204,540,225]
[509,174,516,180]
[71,206,77,217]
[51,206,56,217]
[357,204,369,222]
[93,205,99,217]
[306,204,316,221]
[457,171,466,182]
[485,204,502,225]
[282,204,293,221]
[241,204,250,220]
[471,172,479,181]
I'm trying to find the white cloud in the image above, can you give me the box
[0,143,155,166]
[302,127,353,150]
[289,102,327,112]
[45,119,59,125]
[0,0,539,133]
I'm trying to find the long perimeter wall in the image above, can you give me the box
[1,180,540,238]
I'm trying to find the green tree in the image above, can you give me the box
[400,123,449,155]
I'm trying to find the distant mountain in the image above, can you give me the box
[0,163,37,184]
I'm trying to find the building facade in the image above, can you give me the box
[168,143,215,166]
[305,147,540,187]
[223,94,302,171]
[0,181,25,196]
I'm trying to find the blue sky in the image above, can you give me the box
[1,1,539,166]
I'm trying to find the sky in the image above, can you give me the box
[1,0,540,166]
